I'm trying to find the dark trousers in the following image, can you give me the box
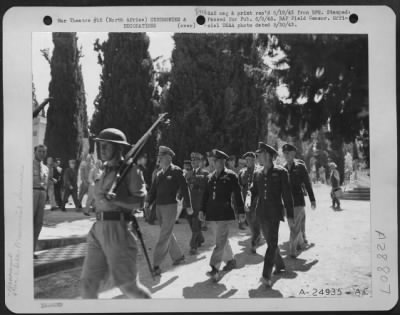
[331,190,341,208]
[61,187,81,209]
[245,210,261,247]
[186,211,204,249]
[54,184,62,206]
[259,215,284,280]
[145,203,157,223]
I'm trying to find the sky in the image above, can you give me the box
[32,32,174,120]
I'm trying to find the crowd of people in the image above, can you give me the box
[33,127,351,297]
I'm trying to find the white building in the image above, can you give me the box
[33,115,47,147]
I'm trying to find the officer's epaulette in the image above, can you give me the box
[225,168,238,177]
[171,163,182,171]
[274,165,287,172]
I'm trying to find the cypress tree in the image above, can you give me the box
[90,33,156,162]
[44,32,88,167]
[164,33,265,163]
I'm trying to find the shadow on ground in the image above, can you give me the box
[182,278,238,299]
[248,284,283,298]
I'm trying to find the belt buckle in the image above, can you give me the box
[96,212,104,221]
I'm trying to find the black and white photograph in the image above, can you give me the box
[32,31,371,299]
[3,5,397,313]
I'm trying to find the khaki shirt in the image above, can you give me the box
[33,159,49,190]
[94,161,146,212]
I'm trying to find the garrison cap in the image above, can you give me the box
[94,128,130,146]
[255,142,279,156]
[158,146,175,157]
[282,143,297,152]
[190,152,203,159]
[211,149,229,160]
[242,151,256,159]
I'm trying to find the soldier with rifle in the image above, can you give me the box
[80,127,152,299]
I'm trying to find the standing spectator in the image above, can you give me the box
[53,158,63,208]
[33,145,48,259]
[239,152,261,253]
[309,156,318,184]
[78,155,91,206]
[186,152,208,255]
[282,144,316,258]
[144,146,193,277]
[329,162,342,210]
[344,152,353,185]
[247,142,294,288]
[61,159,82,211]
[318,166,326,184]
[199,149,245,282]
[83,159,103,215]
[46,157,58,210]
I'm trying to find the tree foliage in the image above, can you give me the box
[163,33,266,163]
[253,34,369,179]
[44,32,88,167]
[90,33,157,162]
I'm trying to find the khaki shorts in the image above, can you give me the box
[81,220,138,286]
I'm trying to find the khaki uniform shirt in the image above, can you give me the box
[33,159,48,190]
[94,160,146,212]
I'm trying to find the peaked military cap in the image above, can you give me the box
[255,142,279,156]
[158,146,175,157]
[211,149,229,160]
[329,162,337,168]
[282,143,297,152]
[242,151,256,159]
[184,160,192,165]
[190,152,203,159]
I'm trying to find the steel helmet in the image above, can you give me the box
[94,128,130,146]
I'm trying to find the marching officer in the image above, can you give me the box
[186,152,208,255]
[246,142,294,288]
[144,146,193,277]
[199,149,246,281]
[80,128,151,299]
[282,143,316,257]
[239,151,261,253]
